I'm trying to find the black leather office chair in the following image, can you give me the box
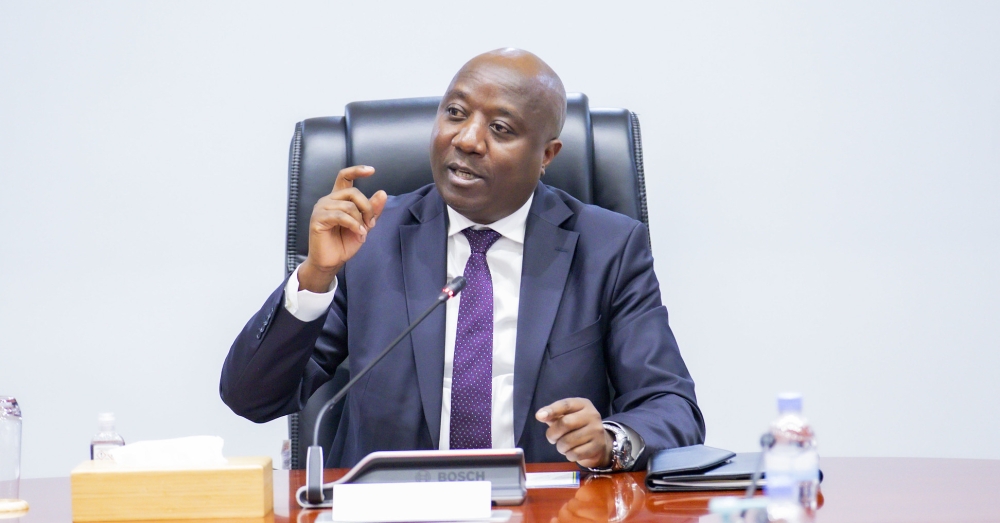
[284,93,649,469]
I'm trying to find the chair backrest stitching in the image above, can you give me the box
[629,112,651,246]
[286,122,305,469]
[286,122,304,276]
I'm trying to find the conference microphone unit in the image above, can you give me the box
[304,276,466,505]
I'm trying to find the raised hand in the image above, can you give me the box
[298,165,388,293]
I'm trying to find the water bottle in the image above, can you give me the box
[90,413,125,460]
[765,480,807,523]
[764,392,819,511]
[0,397,22,501]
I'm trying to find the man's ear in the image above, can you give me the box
[541,139,563,173]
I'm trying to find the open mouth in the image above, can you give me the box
[452,168,477,180]
[447,163,483,184]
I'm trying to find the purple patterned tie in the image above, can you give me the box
[450,227,502,449]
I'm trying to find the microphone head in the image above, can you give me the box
[441,276,466,300]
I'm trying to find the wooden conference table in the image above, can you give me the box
[14,458,1000,523]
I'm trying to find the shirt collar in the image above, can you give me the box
[446,193,534,245]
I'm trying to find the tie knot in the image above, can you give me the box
[462,228,502,254]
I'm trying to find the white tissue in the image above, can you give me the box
[107,435,228,468]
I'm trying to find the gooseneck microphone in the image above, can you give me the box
[305,276,467,505]
[744,432,776,499]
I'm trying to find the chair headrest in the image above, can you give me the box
[287,93,647,273]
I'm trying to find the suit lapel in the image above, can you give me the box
[399,189,448,449]
[513,184,577,445]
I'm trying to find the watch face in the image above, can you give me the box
[608,427,633,470]
[594,423,639,472]
[617,438,634,469]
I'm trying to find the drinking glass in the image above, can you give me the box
[0,396,22,501]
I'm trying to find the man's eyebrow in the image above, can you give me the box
[494,106,521,120]
[444,88,524,122]
[445,89,469,101]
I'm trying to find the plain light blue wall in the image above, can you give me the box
[2,1,998,478]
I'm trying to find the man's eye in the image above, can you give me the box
[447,107,463,117]
[491,123,510,134]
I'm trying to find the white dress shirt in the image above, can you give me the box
[283,195,533,450]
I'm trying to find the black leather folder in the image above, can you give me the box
[645,445,760,492]
[646,445,824,492]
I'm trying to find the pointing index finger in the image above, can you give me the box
[333,165,375,192]
[536,398,584,423]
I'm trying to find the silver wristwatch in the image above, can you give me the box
[586,422,638,473]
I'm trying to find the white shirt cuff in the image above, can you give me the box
[283,264,338,322]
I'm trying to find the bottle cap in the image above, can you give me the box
[98,412,115,430]
[777,392,802,413]
[0,396,20,419]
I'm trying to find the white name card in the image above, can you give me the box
[331,481,493,522]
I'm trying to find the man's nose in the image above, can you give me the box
[452,117,487,155]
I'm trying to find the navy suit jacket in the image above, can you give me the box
[220,182,704,468]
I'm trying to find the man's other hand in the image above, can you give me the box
[299,165,388,293]
[536,398,612,469]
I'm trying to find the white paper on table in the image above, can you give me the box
[525,471,580,489]
[330,481,493,522]
[319,510,512,523]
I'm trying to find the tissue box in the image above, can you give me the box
[70,456,273,521]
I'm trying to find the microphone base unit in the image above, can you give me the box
[306,445,325,504]
[297,448,527,508]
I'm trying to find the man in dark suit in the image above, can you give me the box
[221,48,704,471]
